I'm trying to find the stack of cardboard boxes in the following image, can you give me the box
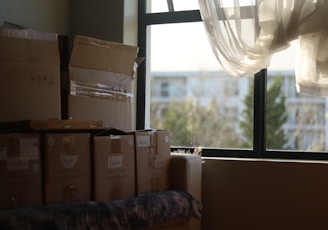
[0,26,140,131]
[0,127,171,210]
[0,26,171,211]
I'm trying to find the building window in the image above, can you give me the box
[160,82,169,98]
[137,1,328,160]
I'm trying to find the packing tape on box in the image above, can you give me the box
[70,80,132,102]
[0,136,39,161]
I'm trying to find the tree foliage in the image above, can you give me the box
[151,97,240,147]
[266,76,288,149]
[239,76,288,149]
[239,80,254,148]
[151,75,288,149]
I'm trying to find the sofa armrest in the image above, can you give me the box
[170,153,202,202]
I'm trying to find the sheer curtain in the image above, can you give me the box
[198,0,328,96]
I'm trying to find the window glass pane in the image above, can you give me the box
[148,22,254,149]
[147,0,168,13]
[172,0,200,11]
[267,41,327,152]
[147,0,199,13]
[146,0,254,13]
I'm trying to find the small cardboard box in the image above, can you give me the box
[0,133,42,211]
[93,131,135,201]
[0,26,61,122]
[43,132,91,204]
[133,130,171,195]
[68,35,141,131]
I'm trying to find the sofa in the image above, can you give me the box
[0,153,202,230]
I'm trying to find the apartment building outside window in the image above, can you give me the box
[137,1,328,160]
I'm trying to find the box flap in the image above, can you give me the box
[70,35,139,76]
[131,57,145,79]
[0,22,58,41]
[0,27,59,65]
[1,21,28,29]
[96,128,128,136]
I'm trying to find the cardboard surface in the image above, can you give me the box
[43,133,91,204]
[133,130,171,195]
[68,35,140,131]
[93,134,135,201]
[69,35,138,76]
[0,28,61,122]
[29,119,103,130]
[0,133,42,211]
[0,119,104,132]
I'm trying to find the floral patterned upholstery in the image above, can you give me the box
[0,190,202,230]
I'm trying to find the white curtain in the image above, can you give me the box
[198,0,328,97]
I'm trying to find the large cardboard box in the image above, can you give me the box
[93,131,135,201]
[43,132,91,204]
[0,27,61,122]
[133,130,171,195]
[68,35,140,131]
[0,133,42,210]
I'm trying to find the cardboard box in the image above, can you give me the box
[133,130,171,195]
[43,132,91,204]
[0,27,61,122]
[0,133,42,210]
[68,35,141,131]
[28,119,103,130]
[93,131,135,201]
[0,119,104,133]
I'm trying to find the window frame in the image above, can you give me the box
[137,1,328,161]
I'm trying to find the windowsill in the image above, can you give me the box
[202,156,328,165]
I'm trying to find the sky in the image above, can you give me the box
[149,0,297,73]
[149,0,199,13]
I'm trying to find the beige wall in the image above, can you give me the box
[123,0,138,46]
[69,0,124,45]
[0,0,69,34]
[0,0,136,46]
[201,157,328,230]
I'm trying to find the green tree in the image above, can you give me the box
[239,80,254,148]
[151,97,240,147]
[266,76,288,149]
[150,99,193,146]
[239,75,288,149]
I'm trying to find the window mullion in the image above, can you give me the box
[167,0,174,12]
[143,10,201,25]
[253,69,267,156]
[136,0,148,129]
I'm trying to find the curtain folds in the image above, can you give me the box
[198,0,328,96]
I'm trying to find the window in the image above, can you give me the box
[266,43,328,154]
[137,1,328,160]
[160,82,169,98]
[146,0,199,13]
